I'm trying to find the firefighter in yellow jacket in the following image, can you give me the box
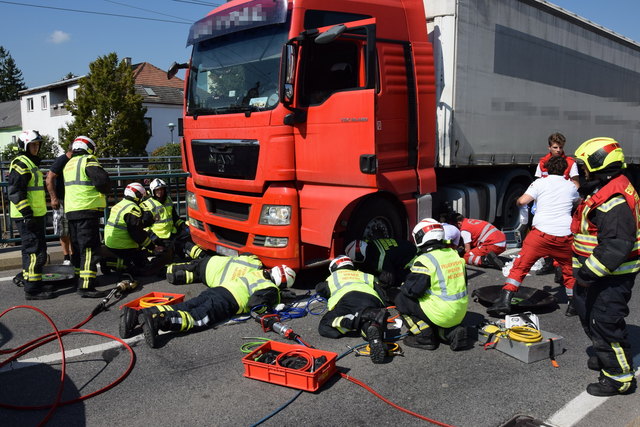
[572,138,638,396]
[63,136,111,298]
[103,182,155,274]
[141,178,205,261]
[395,218,471,351]
[129,265,295,348]
[8,130,50,299]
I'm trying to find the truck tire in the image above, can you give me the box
[500,182,528,230]
[345,198,404,246]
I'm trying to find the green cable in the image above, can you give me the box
[241,337,272,353]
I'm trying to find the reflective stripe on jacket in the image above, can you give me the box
[411,249,468,328]
[204,255,263,288]
[63,154,106,213]
[9,155,46,218]
[326,269,381,311]
[217,269,280,314]
[104,199,140,249]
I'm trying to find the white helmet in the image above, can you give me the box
[18,130,43,152]
[71,135,97,155]
[329,255,354,273]
[345,240,367,263]
[412,218,445,247]
[149,178,167,195]
[270,265,296,288]
[124,182,146,202]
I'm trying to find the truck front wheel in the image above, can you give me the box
[344,198,404,248]
[500,182,528,230]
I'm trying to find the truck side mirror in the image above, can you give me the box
[281,44,297,106]
[167,61,188,80]
[314,24,346,45]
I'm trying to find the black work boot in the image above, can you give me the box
[448,325,472,351]
[119,306,139,339]
[404,328,439,350]
[554,266,563,285]
[166,266,187,285]
[587,356,603,371]
[360,307,388,327]
[363,322,386,364]
[24,282,56,300]
[487,289,514,317]
[535,257,555,275]
[587,375,637,397]
[141,309,166,348]
[565,298,577,317]
[13,272,26,287]
[482,252,505,270]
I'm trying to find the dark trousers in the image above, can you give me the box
[153,287,239,332]
[573,274,636,379]
[395,292,461,343]
[16,217,47,293]
[69,217,101,289]
[167,256,210,284]
[318,291,384,338]
[107,247,150,271]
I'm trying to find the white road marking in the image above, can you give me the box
[0,276,17,282]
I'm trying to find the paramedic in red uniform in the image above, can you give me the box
[451,213,505,269]
[488,156,579,317]
[571,137,638,396]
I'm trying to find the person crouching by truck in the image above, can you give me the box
[122,265,296,348]
[315,255,388,364]
[448,212,506,270]
[103,182,157,275]
[395,218,471,351]
[8,130,50,300]
[344,238,417,288]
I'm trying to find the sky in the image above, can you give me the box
[1,0,639,89]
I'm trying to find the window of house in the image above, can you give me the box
[41,95,47,110]
[27,98,34,112]
[11,135,17,144]
[144,118,152,136]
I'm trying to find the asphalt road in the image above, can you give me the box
[1,256,639,427]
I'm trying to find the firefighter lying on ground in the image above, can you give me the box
[102,182,157,275]
[8,130,50,300]
[448,212,506,270]
[315,255,388,364]
[120,265,296,348]
[395,218,472,351]
[141,178,206,262]
[344,238,417,288]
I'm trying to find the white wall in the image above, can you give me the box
[145,103,182,153]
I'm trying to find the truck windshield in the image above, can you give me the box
[187,24,288,115]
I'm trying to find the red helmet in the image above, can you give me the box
[124,182,146,202]
[270,265,296,288]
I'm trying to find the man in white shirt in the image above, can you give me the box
[488,156,580,317]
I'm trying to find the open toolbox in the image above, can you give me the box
[242,340,338,392]
[120,291,185,310]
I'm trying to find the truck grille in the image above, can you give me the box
[205,198,250,221]
[208,225,248,246]
[191,139,259,180]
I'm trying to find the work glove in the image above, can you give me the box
[24,218,38,233]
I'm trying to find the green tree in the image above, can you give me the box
[0,46,27,102]
[149,143,182,171]
[60,53,149,157]
[1,134,60,161]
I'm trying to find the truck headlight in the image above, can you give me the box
[186,191,198,210]
[259,205,291,225]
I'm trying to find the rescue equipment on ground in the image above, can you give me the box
[472,285,557,312]
[480,313,564,365]
[121,291,185,310]
[254,313,299,341]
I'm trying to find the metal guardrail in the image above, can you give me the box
[0,156,187,245]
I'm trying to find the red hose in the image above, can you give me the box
[0,305,136,425]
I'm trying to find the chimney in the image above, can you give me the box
[123,57,132,66]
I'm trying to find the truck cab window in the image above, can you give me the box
[300,40,362,105]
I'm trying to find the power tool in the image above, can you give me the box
[91,274,139,316]
[255,313,299,341]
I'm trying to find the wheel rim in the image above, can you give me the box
[362,216,394,239]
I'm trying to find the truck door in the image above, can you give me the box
[293,20,377,188]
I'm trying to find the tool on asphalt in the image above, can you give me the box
[254,313,299,341]
[91,274,139,316]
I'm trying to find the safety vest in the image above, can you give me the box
[104,199,141,249]
[461,218,506,246]
[410,248,468,328]
[538,153,576,180]
[571,174,640,276]
[141,196,176,239]
[370,238,417,272]
[217,269,280,314]
[9,155,46,218]
[326,269,381,311]
[204,255,263,288]
[63,154,106,213]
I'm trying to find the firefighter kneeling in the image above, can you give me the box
[103,183,157,275]
[395,218,472,351]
